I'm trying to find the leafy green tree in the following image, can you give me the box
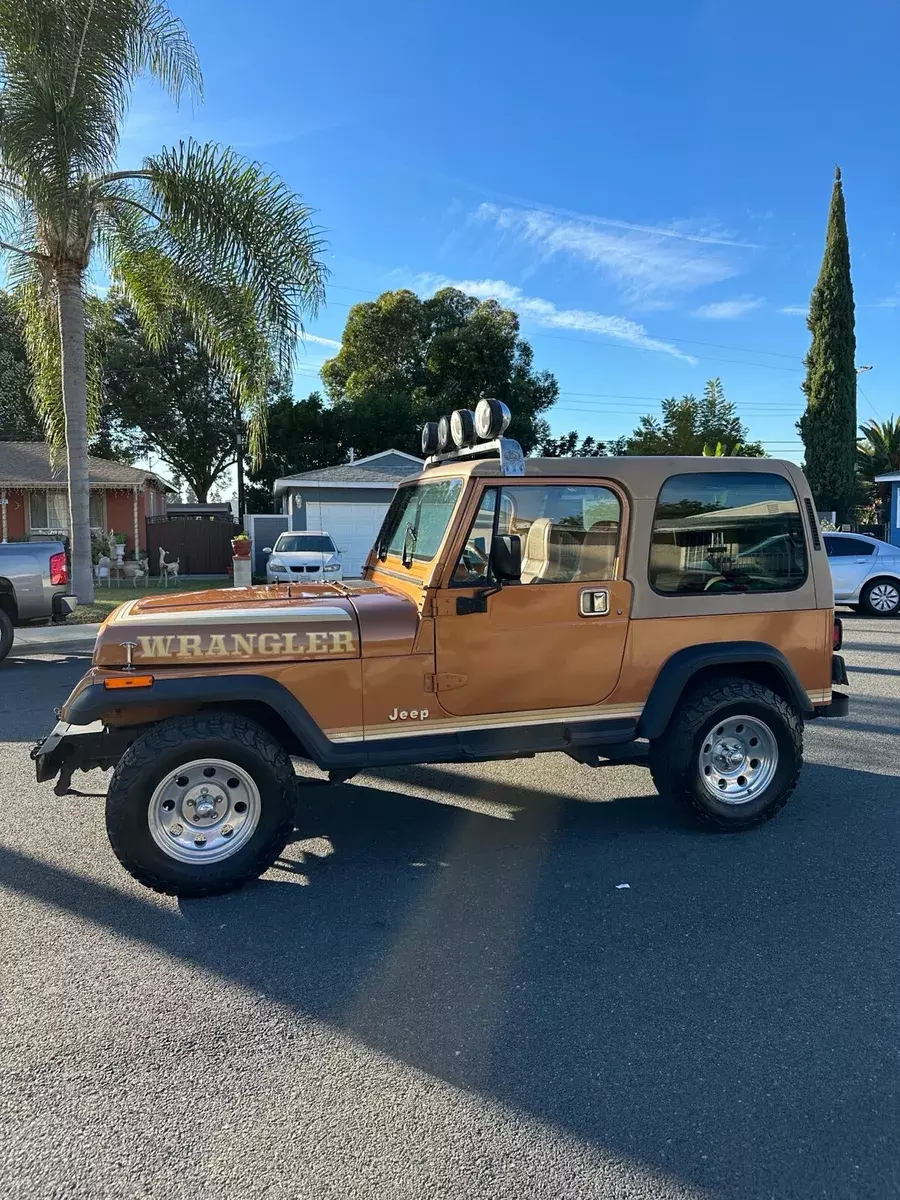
[799,168,857,521]
[610,378,765,456]
[0,291,40,439]
[0,0,326,600]
[100,298,238,501]
[244,389,346,513]
[537,429,606,457]
[321,288,558,456]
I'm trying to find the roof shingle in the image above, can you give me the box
[0,442,173,489]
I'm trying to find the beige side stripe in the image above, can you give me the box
[112,601,353,626]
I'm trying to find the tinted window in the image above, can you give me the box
[375,478,463,565]
[824,536,875,558]
[275,535,335,553]
[650,473,807,595]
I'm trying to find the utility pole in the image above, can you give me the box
[234,396,245,524]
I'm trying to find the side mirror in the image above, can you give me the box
[263,547,273,554]
[490,534,521,583]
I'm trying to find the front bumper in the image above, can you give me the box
[32,720,128,789]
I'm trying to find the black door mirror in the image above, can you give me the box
[490,534,521,583]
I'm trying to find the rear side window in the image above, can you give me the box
[824,536,875,558]
[650,472,808,595]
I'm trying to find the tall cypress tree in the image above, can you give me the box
[799,167,857,521]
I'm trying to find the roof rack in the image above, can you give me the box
[423,437,525,476]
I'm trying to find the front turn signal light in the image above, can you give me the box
[104,675,154,690]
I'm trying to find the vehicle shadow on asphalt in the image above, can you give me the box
[0,655,91,742]
[1,758,898,1198]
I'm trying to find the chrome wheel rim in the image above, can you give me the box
[148,758,261,864]
[869,583,899,613]
[698,715,778,805]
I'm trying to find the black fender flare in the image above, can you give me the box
[636,641,815,740]
[64,673,363,770]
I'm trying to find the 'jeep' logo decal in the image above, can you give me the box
[389,708,429,721]
[135,630,355,659]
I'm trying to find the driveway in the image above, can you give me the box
[0,617,897,1199]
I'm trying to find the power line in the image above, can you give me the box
[856,382,881,422]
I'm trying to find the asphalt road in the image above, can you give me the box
[1,616,898,1200]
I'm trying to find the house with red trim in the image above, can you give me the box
[0,442,173,554]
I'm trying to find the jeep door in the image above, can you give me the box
[433,480,631,717]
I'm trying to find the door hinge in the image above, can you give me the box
[424,672,467,693]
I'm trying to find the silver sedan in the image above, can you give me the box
[824,532,900,616]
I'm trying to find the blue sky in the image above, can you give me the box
[118,0,900,464]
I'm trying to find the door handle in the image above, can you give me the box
[580,588,609,616]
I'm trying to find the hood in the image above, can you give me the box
[94,580,420,667]
[274,551,339,563]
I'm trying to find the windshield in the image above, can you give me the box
[274,535,336,553]
[375,478,463,565]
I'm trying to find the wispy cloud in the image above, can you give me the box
[473,203,754,302]
[302,333,341,349]
[780,305,808,316]
[693,296,765,320]
[413,274,695,363]
[869,293,900,309]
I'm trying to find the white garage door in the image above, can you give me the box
[304,500,390,578]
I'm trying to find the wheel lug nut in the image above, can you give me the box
[170,824,183,836]
[194,834,207,847]
[187,798,195,806]
[222,825,233,837]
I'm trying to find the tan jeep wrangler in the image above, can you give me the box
[34,400,849,898]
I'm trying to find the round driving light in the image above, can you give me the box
[474,398,511,440]
[450,408,476,448]
[421,421,439,455]
[437,414,453,452]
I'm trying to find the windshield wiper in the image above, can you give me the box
[401,522,418,568]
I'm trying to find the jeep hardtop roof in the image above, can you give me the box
[401,454,809,502]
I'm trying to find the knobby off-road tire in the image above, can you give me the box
[648,677,803,830]
[106,712,297,898]
[0,608,13,664]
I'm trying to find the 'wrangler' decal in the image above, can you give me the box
[135,630,356,659]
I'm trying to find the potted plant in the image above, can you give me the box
[231,532,251,558]
[113,532,127,564]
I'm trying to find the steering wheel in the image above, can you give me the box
[703,574,728,591]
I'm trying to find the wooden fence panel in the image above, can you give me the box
[146,517,238,575]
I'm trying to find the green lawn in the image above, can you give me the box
[67,578,232,625]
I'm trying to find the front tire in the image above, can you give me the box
[106,712,297,897]
[860,578,900,617]
[0,608,13,664]
[649,677,803,830]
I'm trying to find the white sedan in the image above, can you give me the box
[824,532,900,616]
[264,532,343,584]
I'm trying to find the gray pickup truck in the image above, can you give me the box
[0,541,77,662]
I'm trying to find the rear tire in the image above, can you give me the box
[0,608,13,663]
[860,578,900,617]
[106,712,297,897]
[649,676,803,830]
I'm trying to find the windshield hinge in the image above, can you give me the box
[424,672,467,693]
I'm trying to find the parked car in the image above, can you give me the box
[34,400,848,898]
[263,531,343,583]
[824,532,900,616]
[0,540,77,662]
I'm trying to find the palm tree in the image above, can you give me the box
[0,0,326,601]
[858,417,900,509]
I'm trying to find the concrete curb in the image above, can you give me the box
[12,623,100,658]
